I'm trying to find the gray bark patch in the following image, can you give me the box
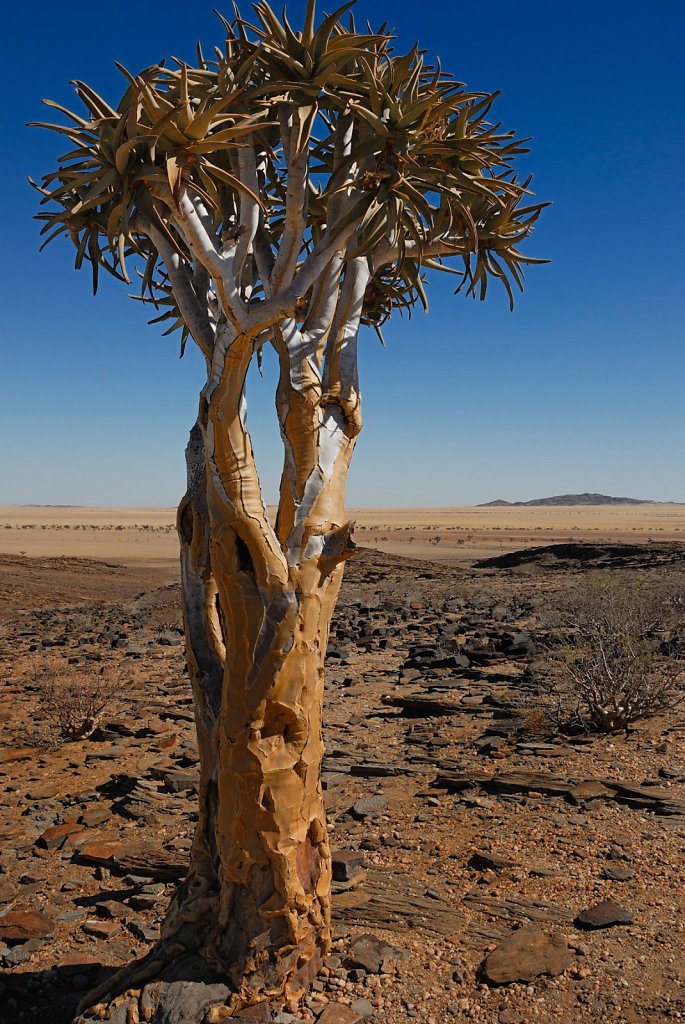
[247,590,296,689]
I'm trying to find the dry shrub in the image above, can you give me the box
[32,657,128,741]
[520,708,550,737]
[547,575,684,732]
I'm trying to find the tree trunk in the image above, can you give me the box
[165,489,342,1008]
[77,312,360,1020]
[156,391,353,1011]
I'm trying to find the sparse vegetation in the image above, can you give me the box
[546,576,684,731]
[31,657,129,741]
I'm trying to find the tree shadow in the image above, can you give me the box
[1,962,121,1024]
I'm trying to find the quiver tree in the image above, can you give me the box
[32,2,547,1016]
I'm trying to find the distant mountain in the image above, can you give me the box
[477,493,658,507]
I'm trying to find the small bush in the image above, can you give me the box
[547,575,684,732]
[32,658,127,741]
[520,708,551,737]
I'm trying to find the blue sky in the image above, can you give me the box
[2,0,684,507]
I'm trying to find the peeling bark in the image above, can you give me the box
[166,300,360,1009]
[86,306,358,1014]
[78,180,368,1024]
[163,529,342,1007]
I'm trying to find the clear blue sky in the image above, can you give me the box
[2,0,684,507]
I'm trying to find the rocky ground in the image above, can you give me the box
[0,544,684,1024]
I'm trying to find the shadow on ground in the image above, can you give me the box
[1,962,121,1024]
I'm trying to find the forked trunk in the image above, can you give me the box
[164,475,343,1008]
[78,301,362,1021]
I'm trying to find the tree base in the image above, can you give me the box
[75,949,238,1024]
[74,936,322,1024]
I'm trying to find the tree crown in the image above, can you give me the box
[31,1,547,355]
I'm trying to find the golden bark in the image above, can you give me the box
[165,486,346,1008]
[147,309,356,1012]
[78,268,364,1020]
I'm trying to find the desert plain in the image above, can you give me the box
[0,503,683,1023]
[2,502,684,570]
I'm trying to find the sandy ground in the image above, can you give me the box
[1,504,684,568]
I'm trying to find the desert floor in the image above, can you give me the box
[0,511,683,1024]
[1,503,684,570]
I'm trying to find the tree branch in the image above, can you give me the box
[373,233,476,271]
[328,113,354,227]
[233,142,261,283]
[269,104,311,294]
[144,219,216,361]
[273,256,370,565]
[301,251,344,340]
[273,318,323,549]
[147,181,248,332]
[202,323,288,588]
[252,194,372,335]
[321,256,370,441]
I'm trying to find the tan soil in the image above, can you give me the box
[2,503,684,568]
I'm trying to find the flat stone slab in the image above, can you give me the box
[483,927,571,984]
[82,919,121,939]
[468,850,520,871]
[38,822,85,850]
[575,899,634,929]
[0,909,55,944]
[78,841,188,880]
[351,796,388,820]
[347,932,398,973]
[332,849,366,881]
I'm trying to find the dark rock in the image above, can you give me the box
[128,893,160,911]
[79,805,112,827]
[57,909,86,922]
[501,634,537,657]
[350,998,374,1018]
[469,850,520,872]
[232,1005,272,1020]
[126,918,158,942]
[95,900,129,919]
[575,900,634,929]
[347,932,398,973]
[162,770,200,793]
[2,942,35,966]
[483,927,571,984]
[350,762,398,778]
[332,849,366,881]
[602,865,634,881]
